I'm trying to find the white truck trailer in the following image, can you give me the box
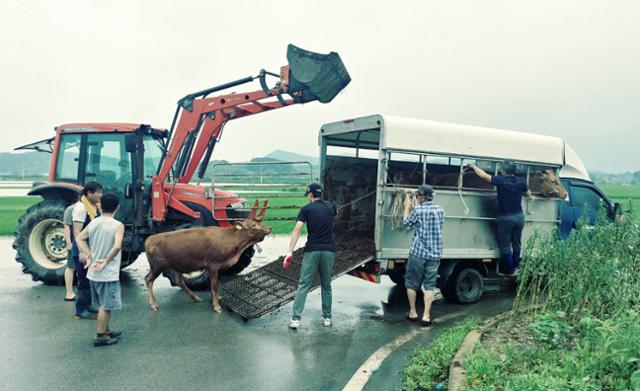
[319,114,617,304]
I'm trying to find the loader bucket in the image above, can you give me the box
[286,44,351,104]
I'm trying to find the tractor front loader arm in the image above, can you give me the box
[151,44,350,222]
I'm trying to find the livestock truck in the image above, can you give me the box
[318,114,620,304]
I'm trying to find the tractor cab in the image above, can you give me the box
[19,123,167,226]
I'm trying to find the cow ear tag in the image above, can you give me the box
[234,223,243,230]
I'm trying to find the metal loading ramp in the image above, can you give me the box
[220,234,375,320]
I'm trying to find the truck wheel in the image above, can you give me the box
[387,263,406,287]
[13,200,69,285]
[445,268,484,304]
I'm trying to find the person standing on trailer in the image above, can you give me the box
[403,185,445,326]
[466,161,531,275]
[285,183,337,329]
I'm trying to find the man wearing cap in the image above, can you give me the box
[403,184,445,326]
[286,183,337,329]
[466,161,531,275]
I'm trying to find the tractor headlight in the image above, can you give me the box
[230,201,248,209]
[227,200,251,220]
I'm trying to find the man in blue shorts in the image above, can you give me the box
[403,185,445,326]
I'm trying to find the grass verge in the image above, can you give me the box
[402,317,479,391]
[465,311,640,390]
[463,215,640,389]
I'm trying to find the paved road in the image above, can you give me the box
[0,238,513,391]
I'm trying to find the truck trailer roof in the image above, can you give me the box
[319,114,590,181]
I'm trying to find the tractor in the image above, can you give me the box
[13,44,350,289]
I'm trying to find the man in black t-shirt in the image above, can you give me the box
[286,183,337,329]
[467,161,531,275]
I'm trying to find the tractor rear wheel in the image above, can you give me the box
[13,200,69,285]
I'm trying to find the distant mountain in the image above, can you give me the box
[263,149,319,165]
[0,152,50,178]
[0,149,321,181]
[590,170,640,186]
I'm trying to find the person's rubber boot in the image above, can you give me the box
[75,287,91,317]
[501,252,514,275]
[512,251,521,270]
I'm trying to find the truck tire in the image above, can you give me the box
[387,263,406,287]
[443,268,484,304]
[13,200,69,285]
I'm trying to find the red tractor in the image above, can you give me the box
[13,44,350,289]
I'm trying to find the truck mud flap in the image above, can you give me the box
[220,234,374,320]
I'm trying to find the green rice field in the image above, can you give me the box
[1,185,637,236]
[0,192,306,236]
[599,184,640,213]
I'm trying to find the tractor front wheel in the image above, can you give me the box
[13,200,69,285]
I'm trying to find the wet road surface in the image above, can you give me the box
[0,238,513,390]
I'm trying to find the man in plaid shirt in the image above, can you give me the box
[403,184,445,326]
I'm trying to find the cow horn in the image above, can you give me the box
[247,199,260,220]
[255,200,269,222]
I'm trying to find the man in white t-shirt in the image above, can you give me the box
[71,181,103,319]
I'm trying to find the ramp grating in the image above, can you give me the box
[220,234,375,319]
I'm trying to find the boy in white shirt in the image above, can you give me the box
[76,193,125,347]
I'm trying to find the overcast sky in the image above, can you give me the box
[1,1,638,173]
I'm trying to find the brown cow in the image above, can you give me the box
[144,219,272,312]
[430,169,567,198]
[529,169,567,198]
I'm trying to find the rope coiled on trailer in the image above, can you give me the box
[390,190,418,230]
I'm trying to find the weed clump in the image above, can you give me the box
[465,214,640,390]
